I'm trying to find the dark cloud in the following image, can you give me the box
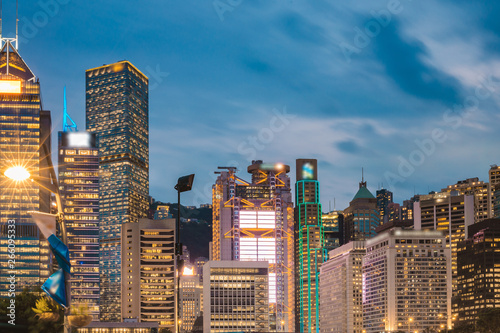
[371,19,463,105]
[337,140,361,154]
[278,12,326,45]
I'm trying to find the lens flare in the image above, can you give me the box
[4,166,30,181]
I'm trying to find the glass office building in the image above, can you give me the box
[0,41,51,296]
[58,131,100,319]
[86,61,149,321]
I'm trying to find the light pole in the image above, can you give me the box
[408,317,413,333]
[174,174,195,333]
[4,144,71,333]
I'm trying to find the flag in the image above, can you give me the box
[30,211,57,239]
[42,269,67,308]
[48,234,71,274]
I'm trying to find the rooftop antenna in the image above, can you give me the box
[329,200,331,212]
[334,197,336,211]
[359,167,367,189]
[62,86,78,132]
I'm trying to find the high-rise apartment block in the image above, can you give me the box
[211,161,294,331]
[295,159,326,333]
[86,61,149,321]
[0,41,51,296]
[203,261,270,333]
[456,218,500,326]
[343,180,380,243]
[58,131,100,319]
[363,229,451,333]
[401,195,419,221]
[121,219,176,331]
[490,165,500,218]
[376,188,393,223]
[319,241,365,333]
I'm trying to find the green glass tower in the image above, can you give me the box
[294,159,326,333]
[86,61,149,321]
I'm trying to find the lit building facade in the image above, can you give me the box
[211,161,294,331]
[376,188,393,223]
[401,195,419,221]
[456,218,500,326]
[203,260,270,333]
[86,61,149,321]
[0,40,51,296]
[180,270,203,333]
[490,165,500,218]
[121,219,176,331]
[343,180,380,243]
[58,131,100,319]
[442,178,490,222]
[319,241,365,333]
[414,191,474,317]
[363,229,451,333]
[294,159,326,333]
[321,210,343,253]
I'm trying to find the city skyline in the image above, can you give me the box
[9,1,499,210]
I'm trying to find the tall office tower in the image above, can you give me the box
[203,261,270,333]
[442,178,490,222]
[295,159,326,333]
[387,202,401,223]
[121,219,176,331]
[319,241,365,333]
[343,179,380,243]
[0,40,51,296]
[494,183,500,218]
[212,161,294,331]
[58,131,100,319]
[194,256,208,282]
[321,210,343,253]
[179,269,203,333]
[401,195,420,221]
[414,191,474,317]
[376,188,393,223]
[86,61,149,321]
[362,228,451,333]
[456,218,500,326]
[489,164,500,217]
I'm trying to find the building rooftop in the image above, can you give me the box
[353,186,375,200]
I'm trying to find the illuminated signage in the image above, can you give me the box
[296,159,318,180]
[60,132,97,148]
[0,80,21,93]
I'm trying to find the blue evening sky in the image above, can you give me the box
[10,0,500,210]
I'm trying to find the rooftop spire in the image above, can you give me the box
[62,86,78,132]
[359,167,367,189]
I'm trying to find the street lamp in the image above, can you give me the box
[408,317,413,333]
[4,151,71,333]
[174,174,195,333]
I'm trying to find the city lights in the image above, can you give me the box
[4,166,30,181]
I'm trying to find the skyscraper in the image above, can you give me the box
[363,229,451,333]
[58,131,100,319]
[121,219,176,330]
[319,241,365,333]
[179,269,203,333]
[343,179,380,243]
[211,161,294,331]
[86,61,149,321]
[456,218,500,326]
[442,178,490,222]
[321,210,343,252]
[0,40,51,296]
[376,188,393,223]
[414,191,474,317]
[295,159,326,333]
[489,164,500,217]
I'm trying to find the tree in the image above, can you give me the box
[451,322,475,333]
[476,308,500,333]
[0,287,63,333]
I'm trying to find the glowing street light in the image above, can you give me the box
[4,165,30,181]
